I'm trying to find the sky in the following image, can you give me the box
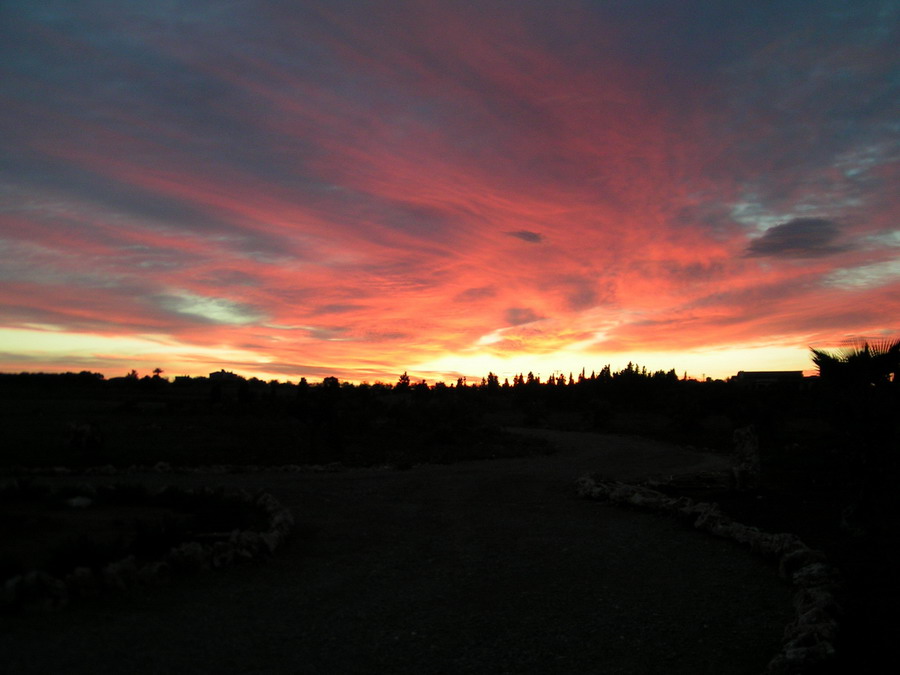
[1,0,898,384]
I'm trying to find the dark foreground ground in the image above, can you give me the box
[1,432,796,674]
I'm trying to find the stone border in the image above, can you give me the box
[1,481,294,614]
[575,475,840,675]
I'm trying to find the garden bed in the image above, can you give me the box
[1,479,293,613]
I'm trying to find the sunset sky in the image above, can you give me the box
[1,1,898,383]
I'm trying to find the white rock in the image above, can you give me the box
[792,562,839,588]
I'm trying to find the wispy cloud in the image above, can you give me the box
[823,260,900,290]
[154,292,267,325]
[1,0,897,381]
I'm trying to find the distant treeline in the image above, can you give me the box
[1,363,687,391]
[0,358,895,480]
[0,364,819,457]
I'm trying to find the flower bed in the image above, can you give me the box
[1,479,293,613]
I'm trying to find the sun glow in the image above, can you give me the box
[409,343,815,384]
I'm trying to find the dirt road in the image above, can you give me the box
[0,431,792,674]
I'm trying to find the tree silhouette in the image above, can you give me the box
[485,372,500,392]
[811,338,900,388]
[396,371,411,391]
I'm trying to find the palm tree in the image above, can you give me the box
[810,337,900,388]
[811,338,900,535]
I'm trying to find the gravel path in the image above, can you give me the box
[0,431,793,674]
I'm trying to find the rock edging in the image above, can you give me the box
[1,481,294,614]
[575,474,840,675]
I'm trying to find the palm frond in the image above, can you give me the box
[809,337,900,386]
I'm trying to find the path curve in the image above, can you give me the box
[0,432,791,674]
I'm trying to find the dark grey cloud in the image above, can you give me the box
[311,303,369,315]
[381,203,457,242]
[455,286,497,302]
[666,261,725,281]
[362,330,410,341]
[506,230,544,243]
[504,307,543,326]
[200,270,261,287]
[540,275,615,311]
[634,260,726,282]
[745,218,851,258]
[711,2,897,192]
[687,274,812,312]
